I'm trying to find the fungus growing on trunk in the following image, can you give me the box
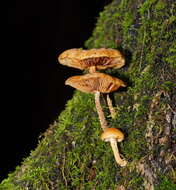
[58,48,125,73]
[65,72,126,130]
[101,128,127,167]
[58,48,126,118]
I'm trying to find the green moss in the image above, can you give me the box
[138,0,158,15]
[160,81,175,92]
[155,176,176,190]
[155,0,166,11]
[0,179,17,190]
[1,0,176,189]
[125,172,144,189]
[165,42,176,69]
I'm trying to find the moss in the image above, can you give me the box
[1,0,176,189]
[160,81,175,92]
[155,176,176,190]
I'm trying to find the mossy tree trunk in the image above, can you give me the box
[1,0,176,189]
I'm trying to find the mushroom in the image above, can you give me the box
[101,128,127,167]
[58,48,125,73]
[65,72,126,130]
[58,48,126,118]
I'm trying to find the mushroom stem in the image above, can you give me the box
[89,66,97,73]
[106,94,116,119]
[110,138,127,167]
[95,91,108,131]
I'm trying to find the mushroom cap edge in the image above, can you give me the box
[101,128,124,142]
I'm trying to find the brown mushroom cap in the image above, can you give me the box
[58,48,125,70]
[65,72,126,94]
[101,128,124,142]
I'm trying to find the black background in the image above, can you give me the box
[2,0,112,181]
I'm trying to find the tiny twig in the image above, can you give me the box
[61,148,68,187]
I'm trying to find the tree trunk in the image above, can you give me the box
[1,0,176,189]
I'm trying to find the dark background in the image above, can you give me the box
[2,0,112,181]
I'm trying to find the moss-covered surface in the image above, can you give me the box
[1,0,176,189]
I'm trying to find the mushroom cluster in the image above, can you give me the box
[58,48,127,167]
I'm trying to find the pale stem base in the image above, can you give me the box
[110,138,127,167]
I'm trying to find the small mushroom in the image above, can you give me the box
[58,48,125,73]
[65,72,126,130]
[101,128,127,167]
